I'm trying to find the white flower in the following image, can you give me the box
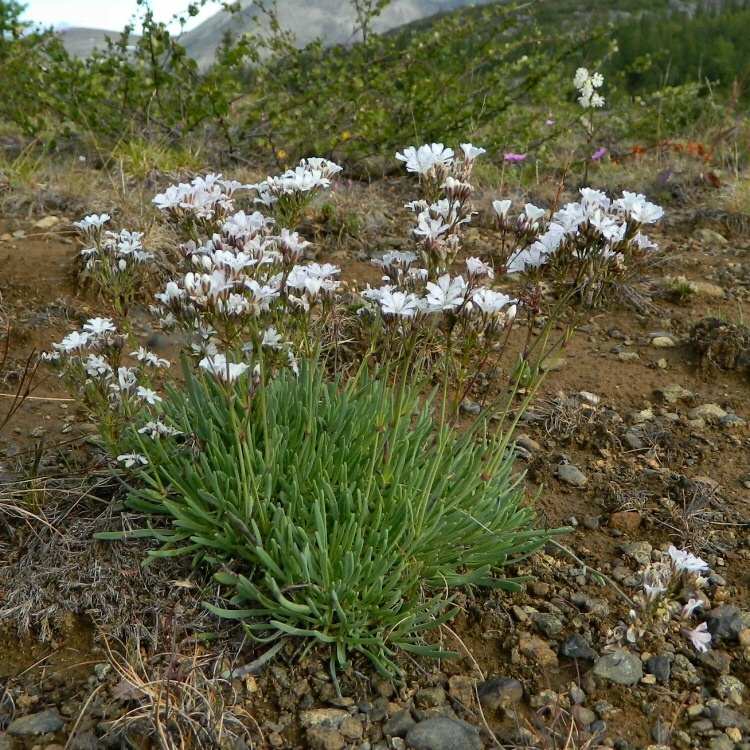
[523,203,546,222]
[579,188,611,211]
[505,242,551,274]
[115,367,138,394]
[199,354,250,384]
[668,546,709,574]
[131,349,171,370]
[83,317,117,336]
[465,257,494,280]
[138,421,180,439]
[413,215,450,241]
[261,326,284,349]
[574,67,605,108]
[681,598,705,619]
[633,232,658,252]
[643,583,667,601]
[153,184,188,211]
[492,200,512,220]
[155,281,185,306]
[54,330,90,353]
[424,274,467,312]
[684,622,712,653]
[459,143,486,162]
[614,191,664,224]
[74,213,110,231]
[377,289,421,318]
[117,453,148,468]
[395,143,454,176]
[83,354,113,378]
[136,386,162,405]
[471,288,514,317]
[223,210,271,237]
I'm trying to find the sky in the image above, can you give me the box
[19,0,220,33]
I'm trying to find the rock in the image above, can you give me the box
[705,606,746,643]
[624,431,645,450]
[299,709,350,728]
[715,676,745,705]
[582,515,599,530]
[620,541,652,566]
[33,216,62,229]
[577,391,601,405]
[339,717,364,740]
[560,634,597,661]
[557,464,588,487]
[518,634,559,668]
[710,704,750,732]
[414,687,446,708]
[609,511,642,533]
[383,710,416,738]
[477,678,523,712]
[459,399,481,415]
[688,404,728,423]
[592,649,644,685]
[571,593,610,617]
[405,716,481,750]
[692,228,729,246]
[720,414,747,429]
[656,384,695,404]
[306,726,347,750]
[7,711,64,736]
[645,654,671,685]
[516,434,541,452]
[690,281,726,299]
[652,336,676,348]
[541,357,567,372]
[572,705,597,728]
[0,734,17,750]
[708,736,736,750]
[531,612,564,636]
[617,352,640,362]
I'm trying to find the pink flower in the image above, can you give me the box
[591,147,608,161]
[504,153,527,163]
[684,622,711,653]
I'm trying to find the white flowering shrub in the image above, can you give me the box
[47,143,665,675]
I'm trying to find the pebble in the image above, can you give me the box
[651,336,676,348]
[609,511,642,533]
[710,704,750,732]
[459,399,481,415]
[476,678,523,712]
[572,705,597,728]
[7,711,64,736]
[531,612,564,636]
[657,384,695,404]
[405,716,481,750]
[715,675,745,705]
[560,634,597,661]
[299,708,350,728]
[557,464,588,487]
[383,710,416,737]
[617,351,640,362]
[705,606,746,643]
[592,649,644,685]
[720,413,747,428]
[582,515,599,530]
[306,726,346,750]
[620,541,652,566]
[571,593,610,617]
[516,434,541,452]
[692,228,729,246]
[518,634,559,668]
[339,717,364,740]
[624,431,645,450]
[414,687,446,708]
[0,735,16,750]
[688,404,728,423]
[33,216,62,229]
[709,736,736,750]
[645,654,671,685]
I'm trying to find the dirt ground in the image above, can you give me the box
[1,174,749,749]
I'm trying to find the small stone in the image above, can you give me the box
[688,404,728,423]
[577,391,601,405]
[720,413,747,429]
[609,511,642,533]
[726,726,743,742]
[690,281,726,298]
[339,717,364,740]
[582,515,599,530]
[592,649,644,685]
[645,654,671,685]
[299,709,350,729]
[624,431,645,450]
[705,606,745,643]
[414,687,446,708]
[708,735,735,750]
[459,399,481,415]
[516,434,541,452]
[692,228,729,246]
[7,711,64,737]
[617,351,640,362]
[531,612,564,637]
[518,634,559,668]
[657,358,668,369]
[560,634,597,661]
[477,678,523,712]
[68,732,102,750]
[572,706,597,728]
[557,464,588,487]
[405,716,481,750]
[656,384,695,403]
[0,734,16,750]
[570,593,610,617]
[34,216,62,229]
[383,710,416,738]
[652,336,676,348]
[306,726,346,750]
[710,704,750,732]
[715,675,745,705]
[620,541,652,567]
[541,357,567,372]
[448,676,475,707]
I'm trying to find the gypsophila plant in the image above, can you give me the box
[46,140,665,677]
[618,545,713,654]
[573,67,606,185]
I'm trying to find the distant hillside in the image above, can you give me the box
[57,28,140,58]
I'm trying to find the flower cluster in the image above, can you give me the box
[574,67,605,109]
[250,158,343,227]
[396,142,486,273]
[624,545,712,653]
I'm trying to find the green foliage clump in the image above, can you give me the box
[113,358,553,676]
